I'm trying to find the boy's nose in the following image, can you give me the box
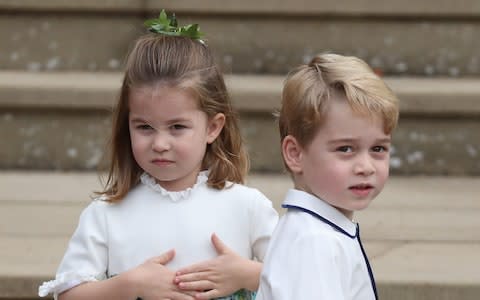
[353,154,375,176]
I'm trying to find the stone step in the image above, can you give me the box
[3,0,480,15]
[1,0,480,75]
[1,71,480,175]
[0,171,479,300]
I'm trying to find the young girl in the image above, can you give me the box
[38,12,278,300]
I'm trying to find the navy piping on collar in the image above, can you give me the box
[282,204,357,238]
[284,204,378,300]
[357,225,379,300]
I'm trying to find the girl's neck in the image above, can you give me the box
[152,170,206,192]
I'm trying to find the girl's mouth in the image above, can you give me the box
[152,159,174,166]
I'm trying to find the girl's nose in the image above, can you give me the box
[152,133,171,152]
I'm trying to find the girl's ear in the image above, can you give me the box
[206,113,226,144]
[282,135,304,174]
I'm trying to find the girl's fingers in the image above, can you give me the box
[194,289,219,300]
[177,261,211,275]
[178,280,213,291]
[211,233,230,255]
[150,249,176,265]
[175,271,211,283]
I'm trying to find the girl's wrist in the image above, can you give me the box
[119,268,142,298]
[241,260,262,291]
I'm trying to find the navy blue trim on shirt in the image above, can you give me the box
[282,204,357,238]
[283,204,378,300]
[356,225,379,300]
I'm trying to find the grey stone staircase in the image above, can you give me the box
[1,172,480,300]
[1,1,479,299]
[1,1,480,76]
[1,72,480,175]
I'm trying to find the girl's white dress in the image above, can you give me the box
[39,171,279,300]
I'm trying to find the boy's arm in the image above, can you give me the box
[258,232,348,299]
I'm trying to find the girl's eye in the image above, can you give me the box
[337,146,353,153]
[171,124,186,130]
[137,124,153,130]
[372,145,388,152]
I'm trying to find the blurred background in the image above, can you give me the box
[0,1,479,299]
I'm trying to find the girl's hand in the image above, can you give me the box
[131,249,196,300]
[174,234,262,300]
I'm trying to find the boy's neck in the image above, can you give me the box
[293,181,355,221]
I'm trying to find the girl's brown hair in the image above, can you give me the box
[100,34,248,202]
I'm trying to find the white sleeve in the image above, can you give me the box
[38,200,109,298]
[257,231,348,300]
[249,190,279,261]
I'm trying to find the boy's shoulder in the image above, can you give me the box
[268,215,349,267]
[280,209,346,241]
[281,189,357,231]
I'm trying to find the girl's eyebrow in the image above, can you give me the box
[166,117,190,124]
[129,116,191,124]
[129,117,147,123]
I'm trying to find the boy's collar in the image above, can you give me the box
[282,189,358,238]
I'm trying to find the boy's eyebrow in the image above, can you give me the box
[327,137,392,144]
[327,138,355,145]
[375,137,392,143]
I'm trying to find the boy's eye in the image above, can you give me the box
[337,146,353,153]
[372,145,388,152]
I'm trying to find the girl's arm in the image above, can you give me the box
[174,234,262,299]
[58,271,138,300]
[59,250,195,300]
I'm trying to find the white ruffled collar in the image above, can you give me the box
[140,171,209,202]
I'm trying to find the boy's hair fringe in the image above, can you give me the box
[98,34,248,202]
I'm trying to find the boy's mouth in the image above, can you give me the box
[348,184,374,196]
[349,183,373,189]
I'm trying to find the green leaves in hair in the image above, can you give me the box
[144,9,204,41]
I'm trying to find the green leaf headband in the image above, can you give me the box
[144,10,205,42]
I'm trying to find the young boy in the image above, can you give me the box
[256,54,399,300]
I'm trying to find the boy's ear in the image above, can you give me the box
[206,113,226,144]
[282,135,303,173]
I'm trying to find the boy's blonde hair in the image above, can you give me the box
[279,53,399,170]
[101,34,248,202]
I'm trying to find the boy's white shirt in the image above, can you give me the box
[256,189,377,300]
